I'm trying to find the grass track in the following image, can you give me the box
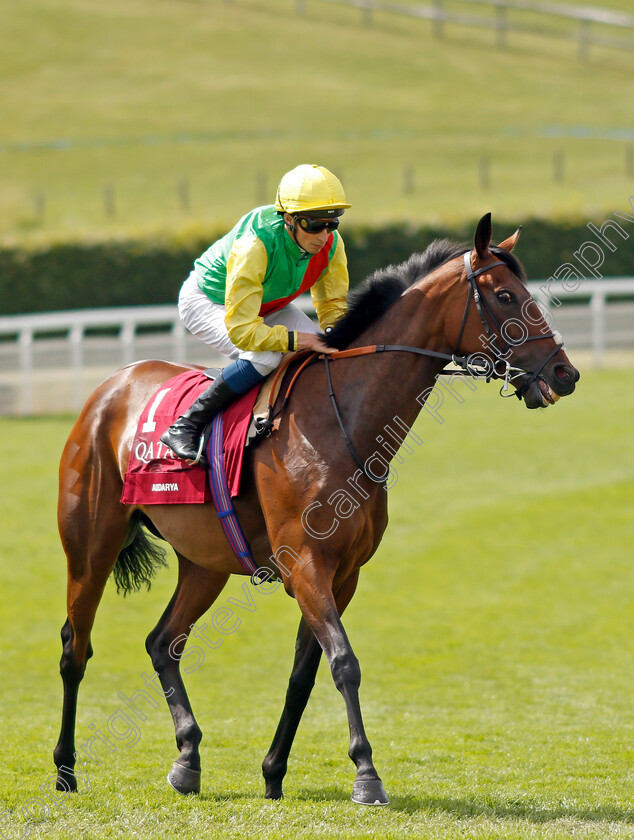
[0,363,633,837]
[2,0,634,244]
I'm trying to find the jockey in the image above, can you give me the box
[160,163,350,462]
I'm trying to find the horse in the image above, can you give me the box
[54,213,579,805]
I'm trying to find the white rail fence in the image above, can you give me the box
[1,279,633,415]
[304,0,634,57]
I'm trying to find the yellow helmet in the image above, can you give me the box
[275,164,350,216]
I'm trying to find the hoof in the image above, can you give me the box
[351,778,389,806]
[264,781,284,800]
[167,761,201,795]
[55,768,77,792]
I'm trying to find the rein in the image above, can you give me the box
[263,250,566,483]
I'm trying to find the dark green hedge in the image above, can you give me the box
[2,217,633,316]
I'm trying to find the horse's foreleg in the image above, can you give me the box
[261,617,321,799]
[292,564,389,806]
[261,572,359,800]
[145,553,229,795]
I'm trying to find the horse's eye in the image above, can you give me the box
[496,290,513,304]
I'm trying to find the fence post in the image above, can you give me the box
[495,5,507,49]
[479,157,490,191]
[553,150,565,183]
[172,319,187,364]
[32,191,46,226]
[121,320,135,367]
[577,19,590,60]
[362,0,374,27]
[18,328,34,416]
[296,0,306,15]
[177,178,190,214]
[69,324,84,412]
[103,185,116,219]
[433,0,444,39]
[255,171,268,205]
[590,291,605,368]
[403,165,415,195]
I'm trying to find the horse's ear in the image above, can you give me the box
[498,226,522,252]
[474,212,492,258]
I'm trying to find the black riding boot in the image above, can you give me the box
[160,373,236,462]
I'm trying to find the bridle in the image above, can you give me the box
[263,250,566,483]
[458,251,565,399]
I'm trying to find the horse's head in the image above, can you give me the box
[447,213,579,408]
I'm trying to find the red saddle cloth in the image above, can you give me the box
[121,370,259,505]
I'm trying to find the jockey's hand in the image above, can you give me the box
[296,332,338,354]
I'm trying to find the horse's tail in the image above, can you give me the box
[113,511,168,596]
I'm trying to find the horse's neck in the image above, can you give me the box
[336,279,451,453]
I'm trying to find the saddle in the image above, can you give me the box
[121,368,276,506]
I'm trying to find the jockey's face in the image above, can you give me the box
[284,213,333,254]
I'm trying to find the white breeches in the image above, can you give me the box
[178,271,319,375]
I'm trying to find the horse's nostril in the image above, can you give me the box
[554,364,580,383]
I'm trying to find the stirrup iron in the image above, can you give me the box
[191,434,205,465]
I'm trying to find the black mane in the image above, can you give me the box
[324,239,525,350]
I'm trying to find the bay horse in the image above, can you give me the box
[54,214,579,805]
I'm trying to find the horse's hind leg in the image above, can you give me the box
[54,576,114,791]
[145,552,229,795]
[261,572,359,801]
[54,475,131,790]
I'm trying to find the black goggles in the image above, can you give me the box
[296,216,340,234]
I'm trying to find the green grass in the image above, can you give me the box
[1,364,633,838]
[2,0,634,245]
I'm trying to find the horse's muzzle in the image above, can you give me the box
[519,362,580,409]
